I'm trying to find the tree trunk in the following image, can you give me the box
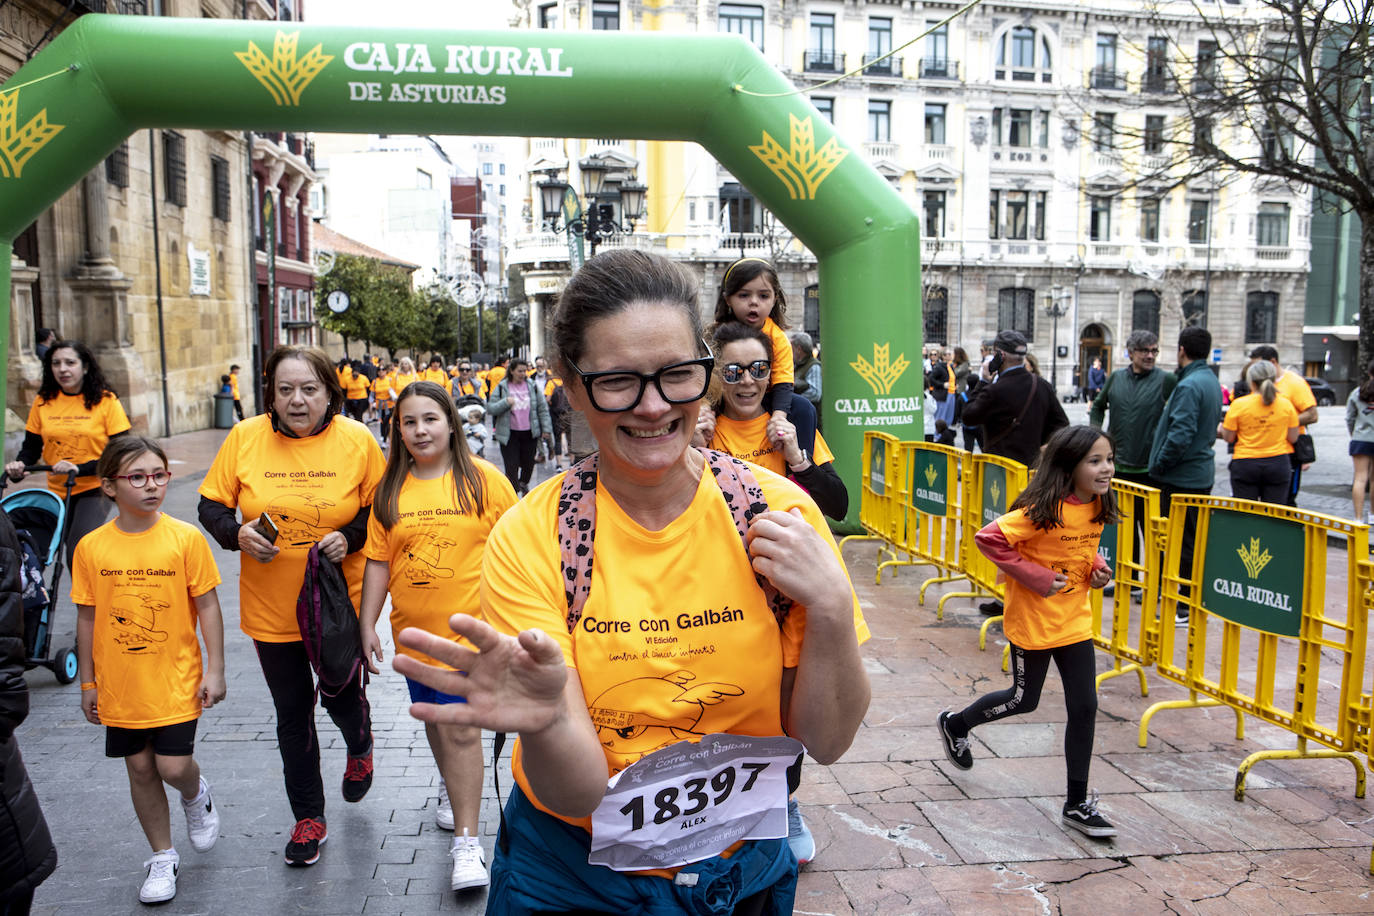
[1361,212,1374,374]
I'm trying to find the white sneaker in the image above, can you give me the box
[181,777,219,853]
[436,782,454,831]
[449,831,488,891]
[139,849,179,904]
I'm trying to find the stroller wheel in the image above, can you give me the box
[52,646,78,684]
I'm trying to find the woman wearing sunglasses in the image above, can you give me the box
[390,249,870,915]
[695,323,848,521]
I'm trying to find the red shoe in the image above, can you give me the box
[342,745,373,803]
[285,817,327,866]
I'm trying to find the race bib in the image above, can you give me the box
[588,733,803,872]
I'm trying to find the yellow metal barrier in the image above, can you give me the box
[1140,496,1370,802]
[839,432,905,581]
[930,454,1029,648]
[1089,479,1169,697]
[873,443,969,615]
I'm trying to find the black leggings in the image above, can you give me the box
[952,639,1097,790]
[254,640,372,821]
[500,428,538,492]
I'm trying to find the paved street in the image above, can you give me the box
[17,410,1374,914]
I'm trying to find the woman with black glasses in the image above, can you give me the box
[391,249,870,915]
[695,323,848,521]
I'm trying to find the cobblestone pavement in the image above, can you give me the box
[17,414,1374,914]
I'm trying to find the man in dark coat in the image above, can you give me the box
[0,509,56,913]
[963,330,1068,467]
[960,330,1068,615]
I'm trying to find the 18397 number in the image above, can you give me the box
[618,762,769,831]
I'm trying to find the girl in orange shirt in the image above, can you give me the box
[937,425,1120,839]
[360,381,516,891]
[711,258,817,461]
[73,436,225,904]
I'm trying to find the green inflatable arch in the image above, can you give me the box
[0,16,922,527]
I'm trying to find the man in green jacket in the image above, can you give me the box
[1090,330,1176,487]
[1149,325,1224,624]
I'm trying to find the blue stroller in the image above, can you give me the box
[2,466,78,683]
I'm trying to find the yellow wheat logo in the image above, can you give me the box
[1237,537,1272,579]
[0,89,62,180]
[748,113,848,201]
[989,480,1001,508]
[236,31,333,106]
[924,462,938,487]
[850,343,910,396]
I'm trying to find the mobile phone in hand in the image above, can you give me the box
[255,512,279,544]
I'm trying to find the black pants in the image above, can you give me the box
[954,639,1098,788]
[254,640,372,821]
[232,398,244,421]
[501,429,538,493]
[1230,455,1291,504]
[1,889,33,916]
[345,398,368,422]
[1151,480,1212,590]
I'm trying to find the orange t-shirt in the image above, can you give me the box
[487,366,508,391]
[70,515,221,728]
[481,465,869,830]
[25,391,132,496]
[374,371,396,409]
[422,368,452,393]
[760,317,794,389]
[345,373,371,400]
[708,413,834,477]
[198,414,385,642]
[455,378,482,397]
[1224,392,1297,460]
[230,374,241,400]
[391,371,419,400]
[1274,370,1316,434]
[365,461,516,662]
[988,500,1104,650]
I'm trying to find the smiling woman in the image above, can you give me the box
[697,323,849,520]
[391,250,871,915]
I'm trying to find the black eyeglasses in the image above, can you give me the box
[721,360,771,384]
[1132,348,1160,355]
[109,470,171,488]
[459,366,471,371]
[566,348,714,413]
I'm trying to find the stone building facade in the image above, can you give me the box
[3,0,305,438]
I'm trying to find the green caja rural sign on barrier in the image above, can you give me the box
[1201,510,1305,637]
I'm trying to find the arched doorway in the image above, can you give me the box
[1079,323,1111,396]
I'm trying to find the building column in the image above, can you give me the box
[8,258,41,424]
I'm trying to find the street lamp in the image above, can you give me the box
[1043,285,1072,395]
[537,155,648,256]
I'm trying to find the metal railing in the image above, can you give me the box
[804,50,843,73]
[1089,67,1128,90]
[917,57,958,79]
[861,53,899,76]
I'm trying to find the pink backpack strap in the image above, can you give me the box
[702,449,793,627]
[556,448,792,633]
[557,454,600,631]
